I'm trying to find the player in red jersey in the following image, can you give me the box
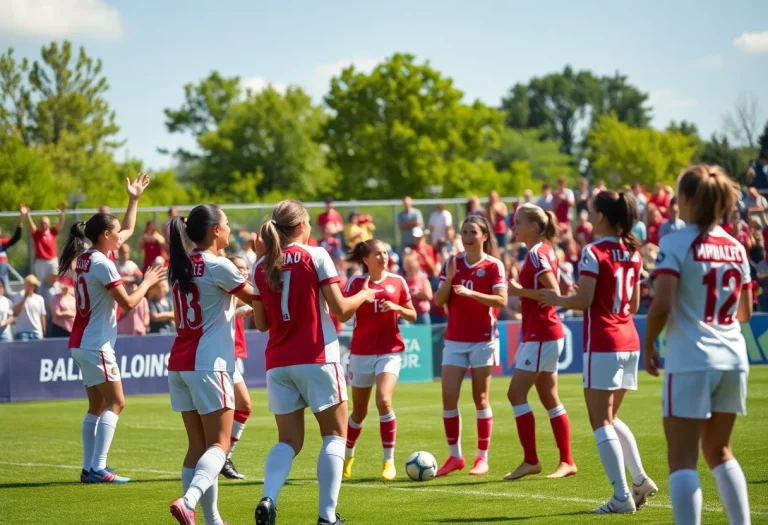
[166,205,256,525]
[645,166,752,525]
[252,201,377,525]
[434,215,507,477]
[338,239,417,481]
[218,255,254,481]
[57,174,165,484]
[505,204,577,480]
[541,190,656,514]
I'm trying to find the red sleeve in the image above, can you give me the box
[319,276,341,287]
[51,227,60,236]
[343,276,361,297]
[105,279,124,290]
[399,281,411,305]
[228,281,247,295]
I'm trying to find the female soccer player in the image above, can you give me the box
[252,200,377,525]
[219,255,254,480]
[166,205,256,525]
[339,239,417,481]
[645,165,752,525]
[58,173,165,484]
[505,203,576,480]
[540,190,656,514]
[434,215,507,477]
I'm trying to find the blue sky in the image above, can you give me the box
[1,0,767,169]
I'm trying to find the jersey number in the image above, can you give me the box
[280,271,291,321]
[173,284,203,330]
[75,275,91,316]
[612,267,636,315]
[703,268,742,325]
[373,297,387,313]
[461,279,474,291]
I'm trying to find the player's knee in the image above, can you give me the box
[473,392,489,410]
[507,386,526,406]
[375,396,392,415]
[702,443,732,469]
[110,399,126,414]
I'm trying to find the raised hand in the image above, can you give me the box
[19,203,29,216]
[126,172,151,199]
[445,256,457,282]
[143,264,167,287]
[361,276,379,303]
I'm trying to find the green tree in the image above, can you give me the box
[667,120,700,138]
[696,135,753,185]
[487,128,577,184]
[324,53,503,199]
[587,114,695,188]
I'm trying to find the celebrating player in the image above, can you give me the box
[166,205,256,525]
[219,255,254,480]
[252,200,377,525]
[540,190,656,514]
[434,215,507,477]
[59,173,165,484]
[505,204,576,480]
[339,239,417,481]
[645,165,752,525]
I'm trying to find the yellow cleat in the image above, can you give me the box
[381,460,396,481]
[343,457,355,479]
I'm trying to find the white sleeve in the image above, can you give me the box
[531,248,553,278]
[653,236,682,278]
[740,245,752,285]
[313,247,340,286]
[211,257,246,294]
[578,245,600,278]
[96,259,123,290]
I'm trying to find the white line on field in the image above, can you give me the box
[2,461,766,517]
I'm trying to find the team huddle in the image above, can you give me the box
[61,165,752,525]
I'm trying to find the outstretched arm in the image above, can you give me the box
[118,173,151,246]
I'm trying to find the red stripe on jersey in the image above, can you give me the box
[104,279,123,290]
[653,269,680,278]
[319,276,341,287]
[228,282,246,295]
[667,374,673,417]
[100,351,108,381]
[234,316,247,358]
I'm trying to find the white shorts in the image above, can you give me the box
[71,347,120,387]
[516,339,564,373]
[168,370,235,415]
[348,353,402,388]
[442,340,499,369]
[583,351,639,391]
[233,358,245,385]
[267,363,347,415]
[663,370,747,419]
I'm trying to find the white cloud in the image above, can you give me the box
[690,55,724,70]
[0,0,123,39]
[307,56,382,92]
[648,89,697,110]
[734,31,768,54]
[241,76,288,95]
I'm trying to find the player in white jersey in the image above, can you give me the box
[645,165,752,525]
[166,205,256,525]
[252,200,376,525]
[57,173,165,484]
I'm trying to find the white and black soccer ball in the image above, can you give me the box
[405,451,437,481]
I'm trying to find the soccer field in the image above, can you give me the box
[1,369,767,524]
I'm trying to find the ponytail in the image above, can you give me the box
[168,215,194,294]
[594,190,640,253]
[58,213,119,276]
[345,239,381,273]
[543,210,559,244]
[678,164,739,232]
[259,219,284,291]
[515,203,557,246]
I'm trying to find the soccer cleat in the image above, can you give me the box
[632,477,658,509]
[221,457,246,480]
[169,498,197,525]
[317,514,345,525]
[343,456,355,479]
[468,457,489,476]
[80,469,89,483]
[435,456,466,477]
[592,495,637,514]
[503,461,542,481]
[255,497,276,525]
[87,467,130,483]
[545,462,578,479]
[381,460,396,480]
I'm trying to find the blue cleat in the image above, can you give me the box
[88,467,130,483]
[80,469,89,483]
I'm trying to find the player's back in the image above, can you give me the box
[579,237,641,352]
[253,243,340,370]
[70,249,123,351]
[169,251,245,372]
[654,225,750,373]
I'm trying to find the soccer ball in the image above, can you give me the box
[405,451,437,481]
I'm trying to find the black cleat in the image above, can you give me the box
[221,457,246,480]
[317,514,345,525]
[255,497,276,525]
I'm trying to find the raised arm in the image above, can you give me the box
[118,173,151,246]
[23,204,37,233]
[55,205,66,232]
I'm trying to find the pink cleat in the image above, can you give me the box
[435,456,466,477]
[169,498,196,525]
[469,457,489,476]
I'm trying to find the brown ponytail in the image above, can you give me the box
[259,200,308,291]
[677,164,739,232]
[345,239,383,274]
[593,190,640,253]
[515,203,558,245]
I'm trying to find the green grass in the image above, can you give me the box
[1,369,767,525]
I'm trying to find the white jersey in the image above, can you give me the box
[168,251,246,372]
[69,250,123,351]
[654,225,750,373]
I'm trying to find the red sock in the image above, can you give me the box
[513,404,538,465]
[379,412,397,460]
[442,409,462,458]
[476,408,493,460]
[346,417,363,450]
[548,406,573,465]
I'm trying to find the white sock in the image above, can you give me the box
[670,469,702,525]
[512,403,532,417]
[476,407,493,461]
[200,475,223,525]
[181,467,194,493]
[612,418,647,486]
[712,460,751,525]
[443,409,462,458]
[183,446,226,510]
[380,412,396,462]
[81,413,99,471]
[547,404,566,418]
[92,410,119,471]
[228,420,246,458]
[317,435,345,523]
[263,442,296,504]
[594,425,630,500]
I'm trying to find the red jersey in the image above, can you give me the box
[491,208,507,234]
[33,227,59,260]
[234,316,247,358]
[318,209,343,230]
[143,239,165,268]
[519,242,564,342]
[647,221,664,246]
[575,223,593,245]
[253,243,340,371]
[344,272,410,355]
[578,238,641,353]
[650,193,670,215]
[439,253,507,343]
[412,243,437,274]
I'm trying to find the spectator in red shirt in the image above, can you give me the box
[403,252,433,325]
[645,204,665,246]
[26,205,65,287]
[574,210,593,245]
[487,190,509,251]
[138,220,167,270]
[409,227,437,275]
[317,196,343,237]
[553,177,575,231]
[649,183,670,218]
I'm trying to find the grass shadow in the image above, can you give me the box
[429,510,588,523]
